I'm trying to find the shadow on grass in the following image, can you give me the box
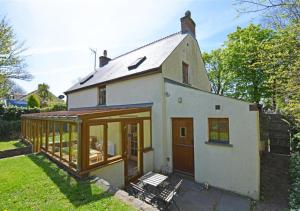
[28,153,112,207]
[13,141,26,148]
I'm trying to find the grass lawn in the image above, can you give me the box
[0,139,26,151]
[0,154,135,211]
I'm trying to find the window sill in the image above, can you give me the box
[205,141,233,147]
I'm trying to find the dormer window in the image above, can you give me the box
[128,56,146,70]
[98,87,106,105]
[182,62,189,84]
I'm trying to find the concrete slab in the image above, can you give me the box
[169,174,251,211]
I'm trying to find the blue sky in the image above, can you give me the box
[0,0,259,96]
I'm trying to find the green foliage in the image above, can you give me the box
[0,17,32,98]
[40,103,67,112]
[0,106,39,121]
[27,94,40,108]
[37,83,50,107]
[224,24,274,103]
[289,152,300,209]
[292,133,300,152]
[0,120,20,140]
[203,48,235,95]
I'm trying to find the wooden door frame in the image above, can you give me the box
[172,117,195,176]
[123,119,144,184]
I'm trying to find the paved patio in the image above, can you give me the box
[169,174,251,211]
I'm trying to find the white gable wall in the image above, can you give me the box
[164,81,260,199]
[67,73,166,170]
[162,35,211,92]
[68,87,98,108]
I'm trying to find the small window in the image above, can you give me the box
[180,127,186,137]
[98,87,106,105]
[208,118,229,143]
[182,62,189,84]
[128,56,146,70]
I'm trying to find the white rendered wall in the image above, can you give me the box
[162,35,211,92]
[164,82,260,199]
[67,74,166,171]
[89,160,125,188]
[143,150,154,173]
[68,87,98,109]
[106,74,165,170]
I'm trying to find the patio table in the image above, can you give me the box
[139,171,168,187]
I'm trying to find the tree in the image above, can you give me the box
[202,48,235,95]
[235,0,300,27]
[223,24,274,103]
[0,17,32,97]
[37,83,50,107]
[261,23,300,118]
[27,94,40,108]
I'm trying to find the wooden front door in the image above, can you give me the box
[172,118,194,176]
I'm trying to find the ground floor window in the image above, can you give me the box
[208,118,229,143]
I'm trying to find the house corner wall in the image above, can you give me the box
[165,82,260,199]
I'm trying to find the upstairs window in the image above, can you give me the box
[208,118,229,143]
[98,87,106,105]
[182,62,189,84]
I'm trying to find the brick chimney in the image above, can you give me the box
[180,10,196,37]
[99,50,111,67]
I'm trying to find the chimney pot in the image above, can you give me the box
[99,50,111,67]
[180,10,196,37]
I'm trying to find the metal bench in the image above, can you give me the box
[129,182,156,204]
[157,179,183,211]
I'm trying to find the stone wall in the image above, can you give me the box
[268,114,290,154]
[259,113,290,154]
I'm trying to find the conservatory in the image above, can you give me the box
[21,106,152,186]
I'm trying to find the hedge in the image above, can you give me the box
[0,104,66,140]
[0,120,21,140]
[0,104,67,121]
[289,152,300,209]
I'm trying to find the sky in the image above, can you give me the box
[0,0,260,97]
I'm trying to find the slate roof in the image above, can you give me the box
[65,32,188,93]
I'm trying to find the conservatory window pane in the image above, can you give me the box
[54,122,61,158]
[41,121,46,149]
[61,123,69,162]
[70,124,78,166]
[89,125,104,165]
[48,122,53,153]
[107,122,122,160]
[143,120,151,149]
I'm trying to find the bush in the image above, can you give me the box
[1,106,40,121]
[27,94,40,108]
[40,103,67,112]
[0,120,20,139]
[292,133,300,152]
[289,152,300,209]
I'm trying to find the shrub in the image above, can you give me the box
[40,103,67,112]
[0,120,20,139]
[289,152,300,209]
[1,106,40,121]
[292,133,300,152]
[27,94,40,108]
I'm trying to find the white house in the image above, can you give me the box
[22,11,261,199]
